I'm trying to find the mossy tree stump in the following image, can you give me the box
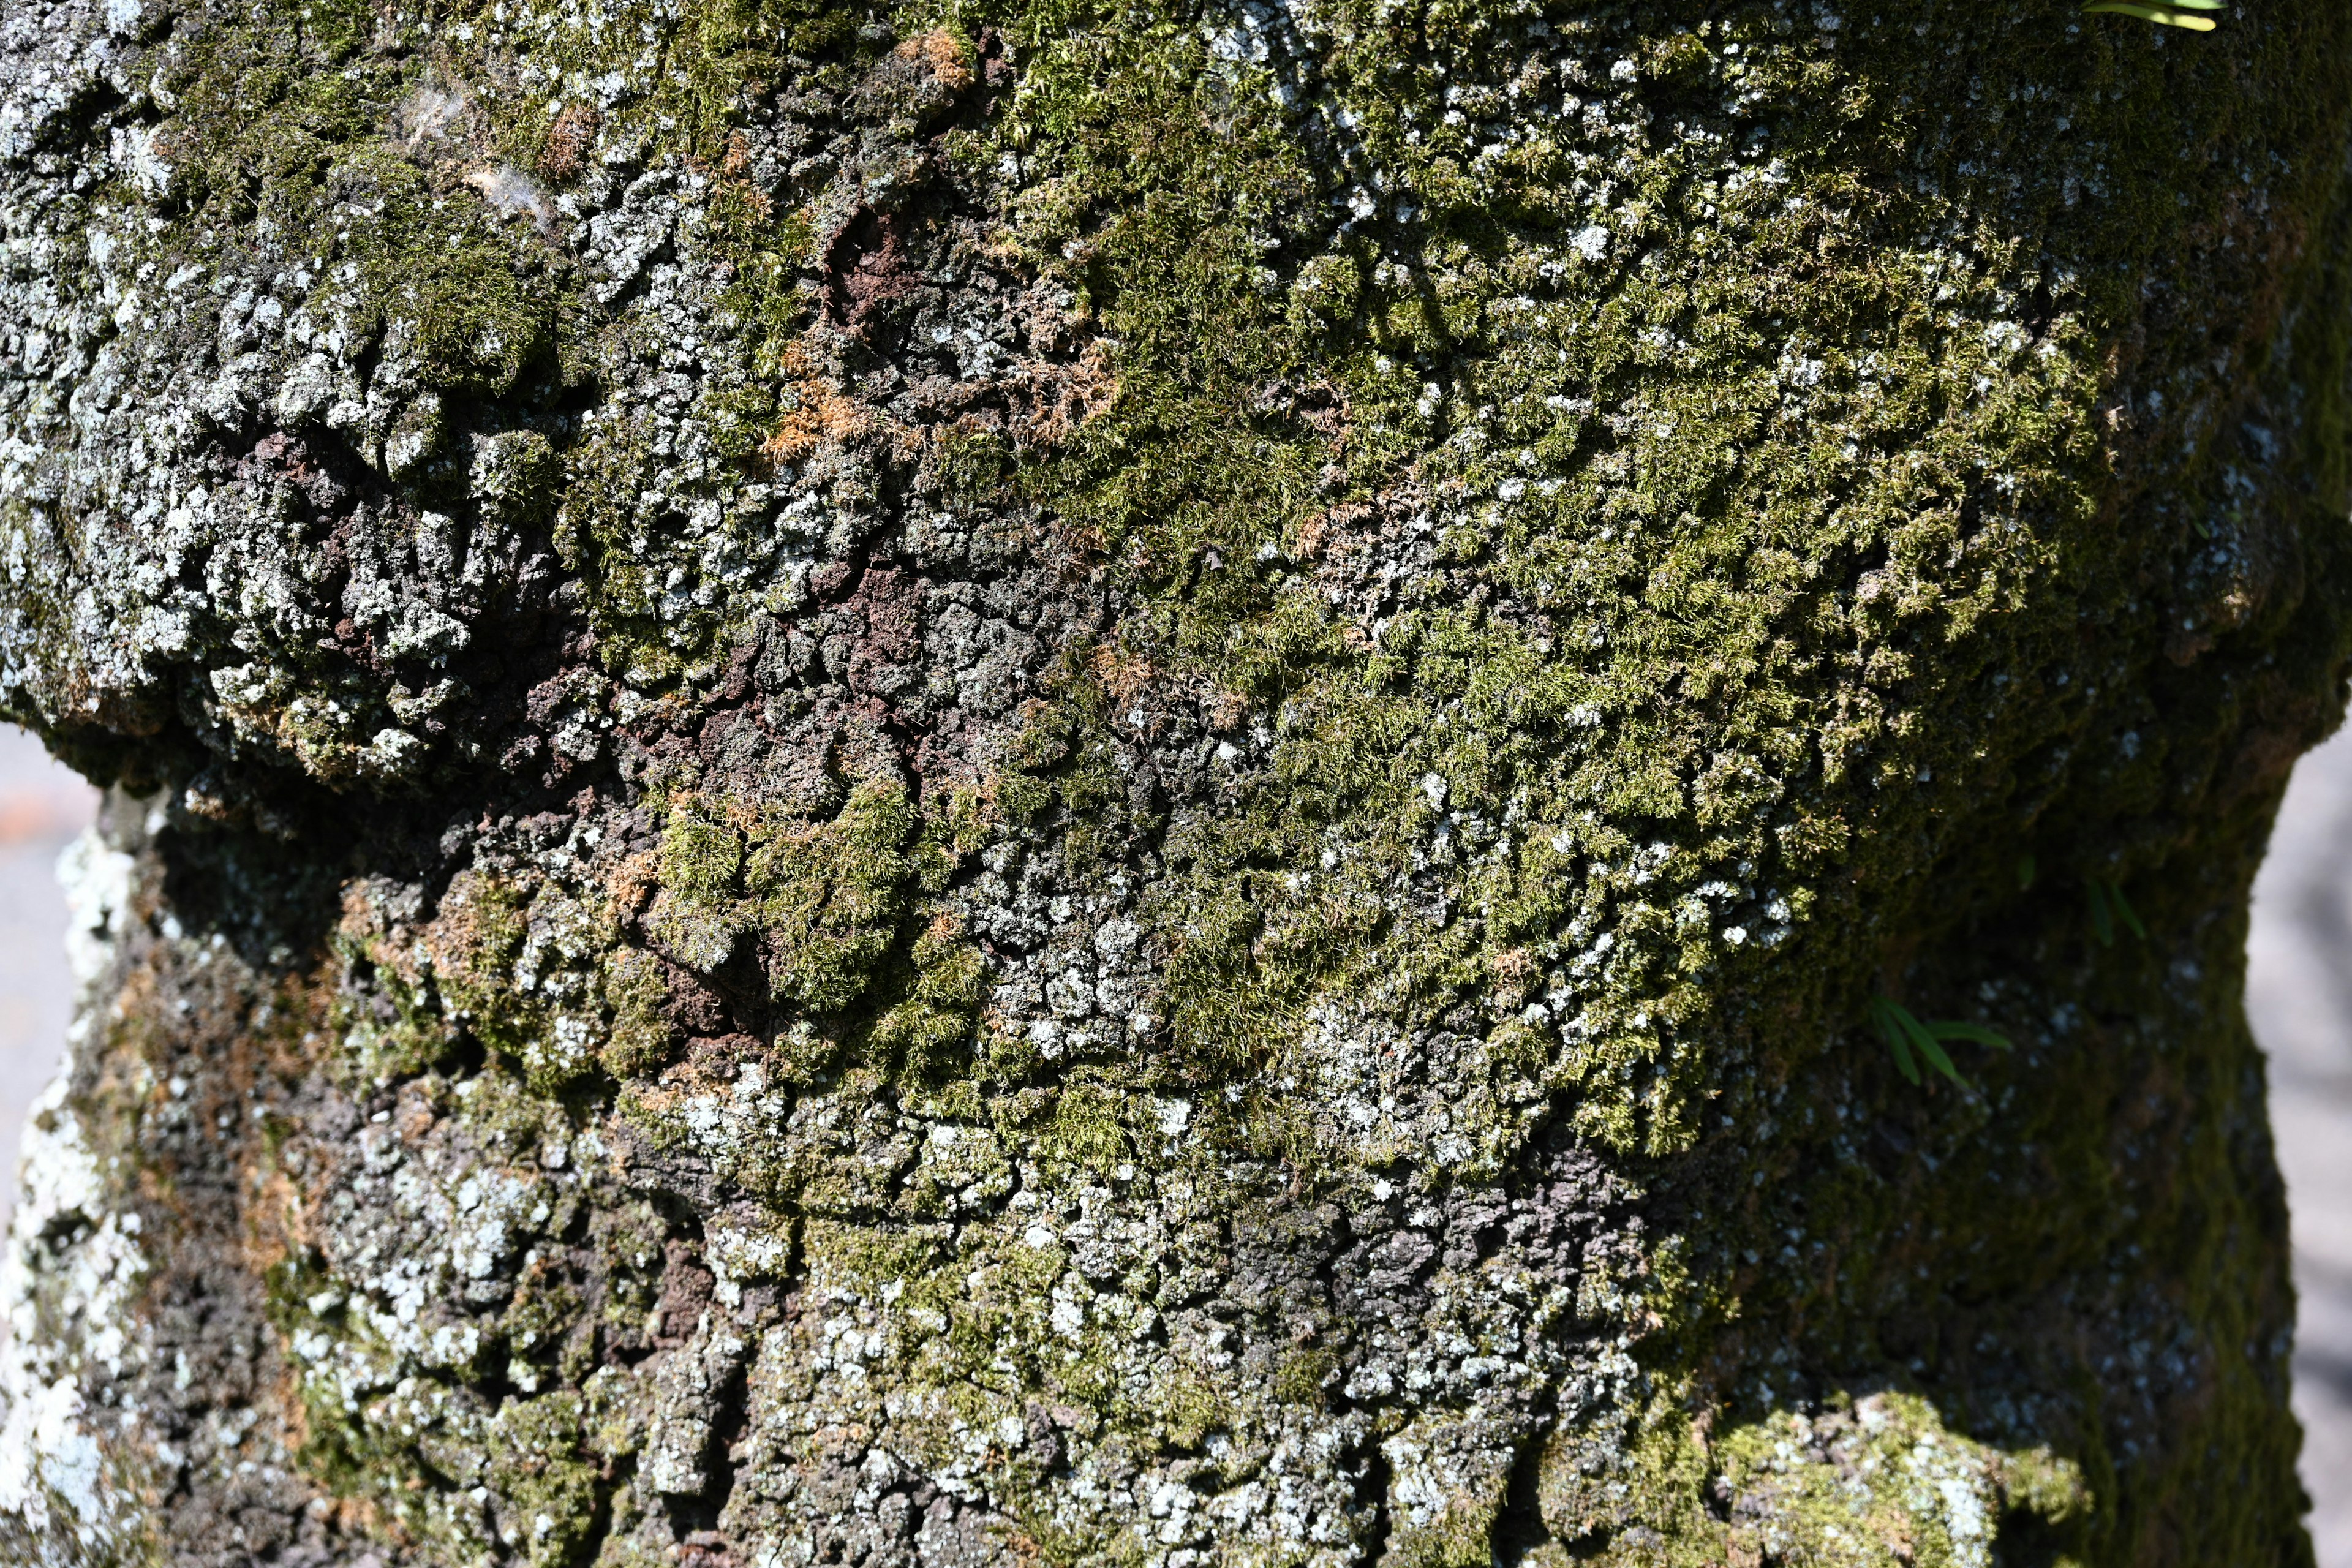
[0,0,2346,1561]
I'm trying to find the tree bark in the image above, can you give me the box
[0,0,2346,1562]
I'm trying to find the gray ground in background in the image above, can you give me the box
[0,724,91,1235]
[2252,723,2352,1567]
[0,718,2343,1557]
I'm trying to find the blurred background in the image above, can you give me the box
[2250,730,2352,1563]
[0,719,2345,1555]
[0,723,95,1235]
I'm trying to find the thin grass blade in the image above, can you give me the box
[1929,1021,2013,1052]
[2082,2,2218,28]
[1888,1028,1920,1085]
[2086,878,2114,947]
[2108,881,2147,941]
[1873,1002,1921,1085]
[1898,1009,1966,1087]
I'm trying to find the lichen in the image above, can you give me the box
[1531,1389,2094,1568]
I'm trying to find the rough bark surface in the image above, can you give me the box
[0,0,2347,1562]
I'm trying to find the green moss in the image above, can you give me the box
[473,429,565,529]
[429,870,574,1080]
[696,381,780,468]
[865,912,989,1083]
[332,932,463,1083]
[643,777,920,1014]
[934,426,1017,508]
[750,778,919,1008]
[1273,1346,1338,1408]
[266,1265,506,1561]
[339,870,628,1095]
[505,1253,590,1379]
[597,946,677,1079]
[551,413,681,690]
[660,807,745,905]
[900,0,2337,1183]
[361,199,563,399]
[1150,1365,1229,1452]
[1389,1490,1512,1568]
[1539,1390,2092,1568]
[489,1394,605,1568]
[1036,1080,1131,1175]
[889,3,2342,1559]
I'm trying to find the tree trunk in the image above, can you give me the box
[0,0,2345,1561]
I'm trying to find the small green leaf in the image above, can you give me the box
[1928,1021,2013,1052]
[1914,1033,1964,1086]
[2108,881,2147,941]
[2082,1,2218,28]
[2085,878,2114,948]
[1887,1025,1921,1085]
[1896,1008,1966,1088]
[1871,999,1921,1086]
[2015,854,2036,891]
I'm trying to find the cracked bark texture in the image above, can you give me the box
[0,0,2347,1562]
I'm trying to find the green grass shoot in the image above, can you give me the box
[2108,881,2146,941]
[2082,0,2220,29]
[2085,878,2145,946]
[1869,997,2014,1091]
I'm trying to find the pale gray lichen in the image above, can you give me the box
[0,829,152,1568]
